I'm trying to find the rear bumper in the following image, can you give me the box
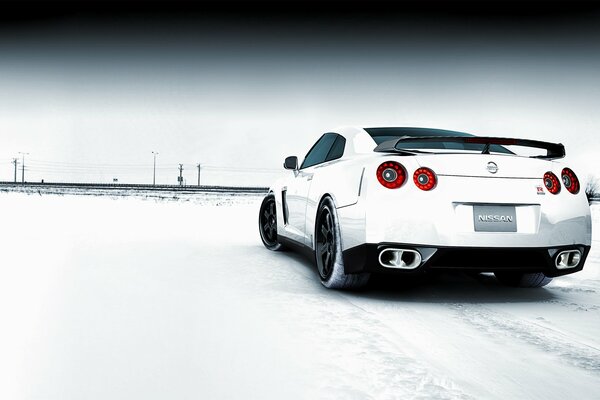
[342,243,591,277]
[337,174,593,251]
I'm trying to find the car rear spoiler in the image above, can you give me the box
[373,136,565,159]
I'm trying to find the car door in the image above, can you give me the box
[303,134,347,247]
[285,133,338,244]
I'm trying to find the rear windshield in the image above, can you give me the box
[365,127,513,154]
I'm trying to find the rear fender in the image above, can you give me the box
[304,158,371,249]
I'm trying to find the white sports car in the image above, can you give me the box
[259,127,592,289]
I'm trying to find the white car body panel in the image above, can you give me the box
[269,126,592,276]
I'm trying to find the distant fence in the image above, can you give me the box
[0,181,269,194]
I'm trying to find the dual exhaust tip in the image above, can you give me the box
[379,248,422,269]
[555,249,582,270]
[379,248,583,270]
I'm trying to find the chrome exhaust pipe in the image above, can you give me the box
[379,248,422,269]
[555,250,582,269]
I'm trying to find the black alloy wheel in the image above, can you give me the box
[316,205,336,280]
[259,195,280,250]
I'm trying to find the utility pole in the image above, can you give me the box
[18,152,29,184]
[178,164,184,186]
[12,158,18,183]
[197,163,202,186]
[152,151,158,185]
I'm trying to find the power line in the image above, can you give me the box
[24,169,151,176]
[25,164,174,172]
[27,162,154,170]
[27,158,154,167]
[5,156,281,184]
[24,158,281,172]
[201,165,280,171]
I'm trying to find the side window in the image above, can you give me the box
[300,133,337,169]
[325,135,345,161]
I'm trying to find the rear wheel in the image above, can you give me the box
[259,194,283,251]
[315,197,369,289]
[494,271,553,288]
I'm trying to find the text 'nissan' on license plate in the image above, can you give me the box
[473,205,517,232]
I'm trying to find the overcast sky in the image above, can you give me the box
[1,2,599,185]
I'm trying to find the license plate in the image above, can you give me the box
[473,205,517,232]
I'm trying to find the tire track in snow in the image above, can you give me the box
[242,251,474,399]
[290,292,474,400]
[253,248,600,396]
[449,304,600,373]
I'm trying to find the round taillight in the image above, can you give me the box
[543,171,561,194]
[561,168,580,194]
[413,167,437,191]
[376,161,406,189]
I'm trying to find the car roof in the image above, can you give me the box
[329,126,376,155]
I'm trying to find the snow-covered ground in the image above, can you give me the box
[0,192,598,400]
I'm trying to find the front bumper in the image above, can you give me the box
[342,243,591,277]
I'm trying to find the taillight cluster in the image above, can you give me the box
[376,162,581,196]
[377,162,437,191]
[543,168,580,195]
[543,172,561,194]
[561,168,580,194]
[413,168,437,191]
[376,161,406,189]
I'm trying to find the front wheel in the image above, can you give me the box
[495,272,553,288]
[259,194,283,251]
[315,197,370,290]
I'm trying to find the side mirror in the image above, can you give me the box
[284,156,298,170]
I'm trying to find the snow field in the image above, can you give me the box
[0,193,598,400]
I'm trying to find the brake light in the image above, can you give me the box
[413,167,437,191]
[376,161,406,189]
[561,168,580,194]
[543,171,561,194]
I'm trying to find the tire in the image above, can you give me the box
[315,197,370,290]
[494,271,553,288]
[259,194,283,251]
